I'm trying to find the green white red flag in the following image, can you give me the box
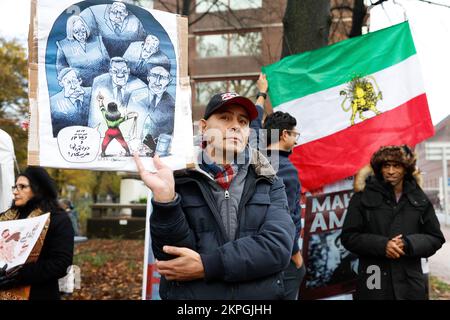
[262,22,434,190]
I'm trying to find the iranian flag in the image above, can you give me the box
[262,22,434,191]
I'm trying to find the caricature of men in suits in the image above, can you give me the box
[127,59,175,155]
[123,34,169,84]
[88,57,146,134]
[80,1,146,57]
[50,68,92,137]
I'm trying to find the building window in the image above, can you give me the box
[195,79,258,106]
[124,0,154,8]
[196,0,262,13]
[196,32,262,58]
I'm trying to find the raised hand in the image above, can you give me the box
[134,153,175,203]
[257,73,268,93]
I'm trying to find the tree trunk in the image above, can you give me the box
[349,0,366,38]
[282,0,330,58]
[182,0,191,16]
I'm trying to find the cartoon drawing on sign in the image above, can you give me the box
[56,15,110,87]
[123,34,170,84]
[0,215,50,273]
[80,1,147,58]
[88,57,146,130]
[97,93,136,157]
[45,0,178,161]
[0,229,21,263]
[128,58,175,157]
[50,68,91,137]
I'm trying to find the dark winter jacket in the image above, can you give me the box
[19,211,74,300]
[150,148,295,300]
[250,105,302,254]
[341,166,445,300]
[267,149,302,254]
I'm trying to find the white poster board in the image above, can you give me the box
[0,213,50,270]
[0,129,15,213]
[28,0,193,172]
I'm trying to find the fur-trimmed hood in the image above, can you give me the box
[354,164,423,192]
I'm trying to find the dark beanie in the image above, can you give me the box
[19,166,58,200]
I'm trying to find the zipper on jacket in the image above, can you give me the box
[234,175,268,239]
[176,175,228,244]
[224,188,232,241]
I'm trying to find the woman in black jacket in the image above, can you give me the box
[0,166,74,300]
[341,145,445,300]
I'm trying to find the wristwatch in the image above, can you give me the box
[256,92,267,99]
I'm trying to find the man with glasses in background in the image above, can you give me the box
[262,111,305,300]
[250,73,305,300]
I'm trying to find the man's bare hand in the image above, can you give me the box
[257,73,268,93]
[134,153,175,203]
[391,234,405,251]
[291,251,304,269]
[386,237,405,259]
[155,246,205,281]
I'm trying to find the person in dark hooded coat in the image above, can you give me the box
[341,145,445,300]
[0,166,74,300]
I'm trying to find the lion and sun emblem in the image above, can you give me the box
[340,75,383,125]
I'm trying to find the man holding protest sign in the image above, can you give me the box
[134,92,295,299]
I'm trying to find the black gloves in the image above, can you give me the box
[0,264,22,290]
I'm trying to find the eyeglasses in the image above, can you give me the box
[287,130,301,142]
[110,68,129,75]
[12,184,30,192]
[148,72,170,82]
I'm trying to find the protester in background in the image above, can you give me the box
[341,145,445,300]
[249,73,305,300]
[0,166,74,300]
[59,199,80,236]
[262,111,305,299]
[249,73,271,148]
[134,92,295,299]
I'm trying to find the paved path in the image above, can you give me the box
[429,222,450,284]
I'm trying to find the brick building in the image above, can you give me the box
[416,116,450,194]
[147,0,361,120]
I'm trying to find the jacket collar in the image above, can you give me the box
[266,149,292,159]
[176,146,276,181]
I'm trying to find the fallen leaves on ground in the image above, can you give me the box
[63,239,145,300]
[430,275,450,300]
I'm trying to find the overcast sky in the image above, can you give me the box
[1,0,449,124]
[0,0,30,44]
[370,0,450,125]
